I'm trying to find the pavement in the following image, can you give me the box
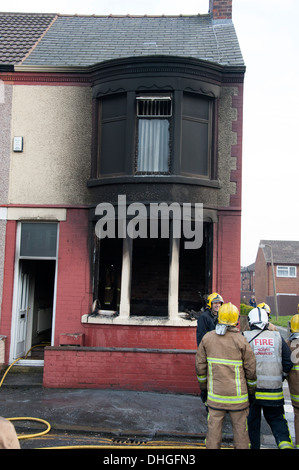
[0,326,295,450]
[0,366,295,450]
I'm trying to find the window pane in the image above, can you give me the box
[137,97,172,117]
[181,92,212,178]
[181,119,209,176]
[290,267,296,277]
[100,120,126,175]
[183,93,209,120]
[102,93,126,120]
[137,119,169,172]
[98,93,127,176]
[20,223,57,257]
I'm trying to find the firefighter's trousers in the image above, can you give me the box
[248,402,293,449]
[206,407,250,449]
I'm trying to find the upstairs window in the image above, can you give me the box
[276,266,297,278]
[136,95,172,174]
[94,89,214,180]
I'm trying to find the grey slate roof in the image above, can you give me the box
[241,263,255,272]
[0,12,57,64]
[9,14,244,68]
[260,240,299,265]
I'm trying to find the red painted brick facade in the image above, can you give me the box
[230,85,244,209]
[54,209,91,345]
[82,324,197,349]
[214,210,241,307]
[0,221,17,363]
[43,347,199,394]
[1,206,241,392]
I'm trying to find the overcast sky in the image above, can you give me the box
[2,0,299,266]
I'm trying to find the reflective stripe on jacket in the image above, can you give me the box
[196,327,256,411]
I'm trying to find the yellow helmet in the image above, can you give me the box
[206,292,224,309]
[218,302,239,326]
[257,302,271,315]
[290,314,299,333]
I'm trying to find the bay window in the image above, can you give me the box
[94,89,214,180]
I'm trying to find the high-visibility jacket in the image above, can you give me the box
[286,334,299,409]
[196,327,257,410]
[243,328,293,406]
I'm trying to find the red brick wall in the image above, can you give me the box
[215,210,241,308]
[84,324,197,349]
[53,208,92,345]
[210,0,232,20]
[276,274,299,296]
[254,248,267,303]
[43,346,199,394]
[230,84,243,209]
[0,220,17,362]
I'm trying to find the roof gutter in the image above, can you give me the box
[14,56,246,75]
[0,64,14,72]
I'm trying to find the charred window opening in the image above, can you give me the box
[93,219,213,320]
[97,237,122,311]
[130,237,169,316]
[179,237,206,313]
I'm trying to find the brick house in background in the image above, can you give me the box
[255,240,299,316]
[240,263,255,304]
[0,0,245,393]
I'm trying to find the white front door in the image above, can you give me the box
[15,271,30,358]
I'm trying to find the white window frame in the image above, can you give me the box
[276,265,297,278]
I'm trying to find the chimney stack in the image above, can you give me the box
[209,0,232,20]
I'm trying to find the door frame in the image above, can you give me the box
[9,221,59,365]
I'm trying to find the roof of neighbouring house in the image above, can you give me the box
[0,12,57,64]
[259,240,299,265]
[241,263,255,273]
[0,12,244,68]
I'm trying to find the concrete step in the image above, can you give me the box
[0,366,43,387]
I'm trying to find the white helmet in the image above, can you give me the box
[248,307,269,330]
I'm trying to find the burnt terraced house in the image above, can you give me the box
[0,0,245,392]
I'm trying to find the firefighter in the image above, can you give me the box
[196,302,257,449]
[243,307,293,449]
[257,302,278,331]
[286,314,299,449]
[196,292,223,346]
[0,417,20,449]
